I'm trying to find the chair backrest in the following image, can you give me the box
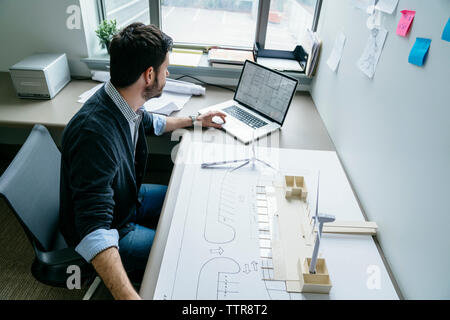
[0,124,66,252]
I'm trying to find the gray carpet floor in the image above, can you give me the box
[0,199,91,299]
[0,148,171,300]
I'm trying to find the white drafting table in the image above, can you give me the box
[139,136,399,300]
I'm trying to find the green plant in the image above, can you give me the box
[95,19,118,51]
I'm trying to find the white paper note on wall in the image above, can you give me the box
[375,0,399,14]
[366,8,383,29]
[327,32,346,72]
[350,0,376,11]
[357,27,388,79]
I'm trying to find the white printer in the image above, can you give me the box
[9,53,71,99]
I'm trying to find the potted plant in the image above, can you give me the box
[95,19,118,54]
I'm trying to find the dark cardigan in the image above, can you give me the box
[59,85,155,247]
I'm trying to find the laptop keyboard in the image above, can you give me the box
[223,105,267,129]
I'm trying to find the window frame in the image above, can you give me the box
[82,0,319,89]
[98,0,322,51]
[97,0,106,21]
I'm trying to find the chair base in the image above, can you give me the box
[82,276,102,300]
[31,257,95,288]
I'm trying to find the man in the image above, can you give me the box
[59,23,226,300]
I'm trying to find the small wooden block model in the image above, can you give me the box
[297,257,332,294]
[284,175,308,200]
[270,174,378,294]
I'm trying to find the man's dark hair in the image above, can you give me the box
[109,23,173,88]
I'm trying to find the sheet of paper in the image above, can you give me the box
[397,10,416,37]
[169,49,203,67]
[91,70,110,82]
[257,57,304,72]
[375,0,398,14]
[442,17,450,42]
[164,78,205,96]
[366,9,382,29]
[143,91,191,116]
[408,38,431,66]
[357,27,388,79]
[77,83,104,103]
[153,164,304,300]
[326,32,346,72]
[351,0,375,11]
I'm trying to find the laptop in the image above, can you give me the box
[198,60,298,144]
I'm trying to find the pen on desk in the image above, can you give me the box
[201,158,249,168]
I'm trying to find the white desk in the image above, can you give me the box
[139,137,399,300]
[0,72,333,152]
[0,72,398,298]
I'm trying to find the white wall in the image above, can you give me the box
[311,0,450,299]
[0,0,92,77]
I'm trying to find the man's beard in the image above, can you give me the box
[142,77,163,101]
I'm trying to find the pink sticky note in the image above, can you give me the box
[397,10,416,37]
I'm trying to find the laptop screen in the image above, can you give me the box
[234,60,298,125]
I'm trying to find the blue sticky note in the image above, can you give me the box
[442,17,450,42]
[408,38,431,66]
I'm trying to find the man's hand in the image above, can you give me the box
[197,110,227,129]
[164,111,227,132]
[91,247,141,300]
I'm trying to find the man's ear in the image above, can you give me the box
[143,66,154,85]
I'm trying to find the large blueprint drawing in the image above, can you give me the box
[153,163,315,300]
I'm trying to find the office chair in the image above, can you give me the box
[0,124,98,297]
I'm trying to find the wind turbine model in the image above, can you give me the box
[309,173,336,274]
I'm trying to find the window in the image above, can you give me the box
[98,0,322,50]
[100,0,150,28]
[161,0,259,48]
[265,0,319,50]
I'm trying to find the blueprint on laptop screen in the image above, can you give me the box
[235,62,297,124]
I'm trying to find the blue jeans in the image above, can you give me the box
[118,184,167,274]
